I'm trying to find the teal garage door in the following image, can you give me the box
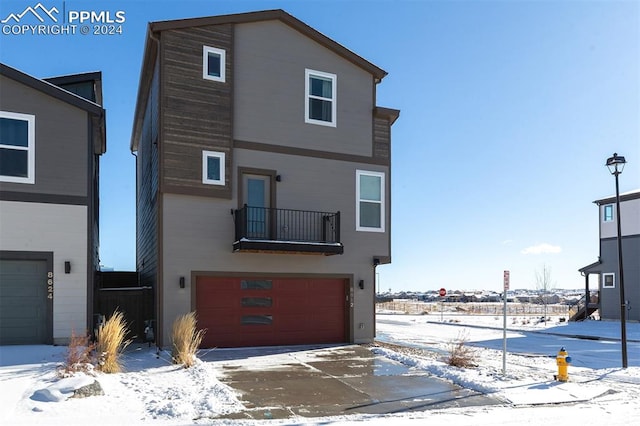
[0,259,50,345]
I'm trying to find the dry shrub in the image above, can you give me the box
[96,311,131,373]
[58,330,95,377]
[171,312,206,368]
[444,331,477,368]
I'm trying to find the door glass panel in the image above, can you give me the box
[241,297,273,307]
[241,315,273,325]
[241,280,273,290]
[247,178,266,207]
[243,174,271,239]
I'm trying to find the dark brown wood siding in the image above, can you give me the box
[373,116,391,162]
[136,58,160,293]
[160,25,233,198]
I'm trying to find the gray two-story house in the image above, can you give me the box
[0,64,106,345]
[579,190,640,322]
[131,10,399,348]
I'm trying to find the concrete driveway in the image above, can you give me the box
[201,344,502,420]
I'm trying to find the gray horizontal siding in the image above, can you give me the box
[233,20,374,157]
[0,76,89,198]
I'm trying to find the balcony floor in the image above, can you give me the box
[233,238,344,255]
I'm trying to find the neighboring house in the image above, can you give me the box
[579,190,640,322]
[130,9,399,348]
[0,64,106,345]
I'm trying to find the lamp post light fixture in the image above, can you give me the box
[605,152,627,369]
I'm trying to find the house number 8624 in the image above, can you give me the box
[47,275,53,299]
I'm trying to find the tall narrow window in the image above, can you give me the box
[202,150,225,185]
[203,46,226,82]
[603,204,614,222]
[0,111,35,184]
[305,69,336,127]
[603,273,615,288]
[356,170,385,232]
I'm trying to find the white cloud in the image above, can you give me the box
[521,243,562,255]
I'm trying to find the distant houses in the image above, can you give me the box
[377,289,582,305]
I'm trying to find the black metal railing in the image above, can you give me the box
[234,205,340,244]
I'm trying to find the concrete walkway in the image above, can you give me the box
[201,345,502,420]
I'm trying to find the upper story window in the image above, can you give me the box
[356,170,385,232]
[603,204,614,222]
[0,111,35,184]
[202,150,225,186]
[203,46,226,82]
[305,69,336,127]
[603,273,615,289]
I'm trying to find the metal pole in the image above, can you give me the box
[614,171,628,368]
[503,288,507,375]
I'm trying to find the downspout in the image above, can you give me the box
[148,29,162,348]
[131,150,138,286]
[372,257,380,341]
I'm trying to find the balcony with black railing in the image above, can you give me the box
[233,205,343,255]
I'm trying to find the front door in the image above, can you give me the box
[242,174,271,239]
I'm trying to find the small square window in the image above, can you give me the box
[305,69,336,127]
[202,150,225,185]
[203,46,226,82]
[603,204,614,222]
[0,111,35,184]
[603,273,615,288]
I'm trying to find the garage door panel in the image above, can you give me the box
[196,276,346,348]
[0,259,49,345]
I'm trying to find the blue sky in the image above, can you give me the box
[1,0,638,292]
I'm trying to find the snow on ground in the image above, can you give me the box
[1,313,639,425]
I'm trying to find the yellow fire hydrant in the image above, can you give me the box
[555,347,572,382]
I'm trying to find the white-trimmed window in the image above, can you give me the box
[356,170,385,232]
[203,46,226,82]
[202,150,225,185]
[603,273,615,289]
[305,69,336,127]
[603,204,614,222]
[0,111,35,184]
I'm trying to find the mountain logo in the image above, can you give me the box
[1,3,59,24]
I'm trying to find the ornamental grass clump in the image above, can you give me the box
[96,311,131,373]
[58,330,96,377]
[444,331,477,368]
[171,312,206,368]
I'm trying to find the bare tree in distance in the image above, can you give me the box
[535,264,555,323]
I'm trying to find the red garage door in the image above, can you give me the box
[195,276,347,348]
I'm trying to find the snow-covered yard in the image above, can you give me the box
[1,313,639,425]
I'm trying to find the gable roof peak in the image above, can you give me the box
[148,9,387,81]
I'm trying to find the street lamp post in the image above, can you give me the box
[606,152,627,369]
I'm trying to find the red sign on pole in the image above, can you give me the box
[439,288,446,297]
[503,270,510,290]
